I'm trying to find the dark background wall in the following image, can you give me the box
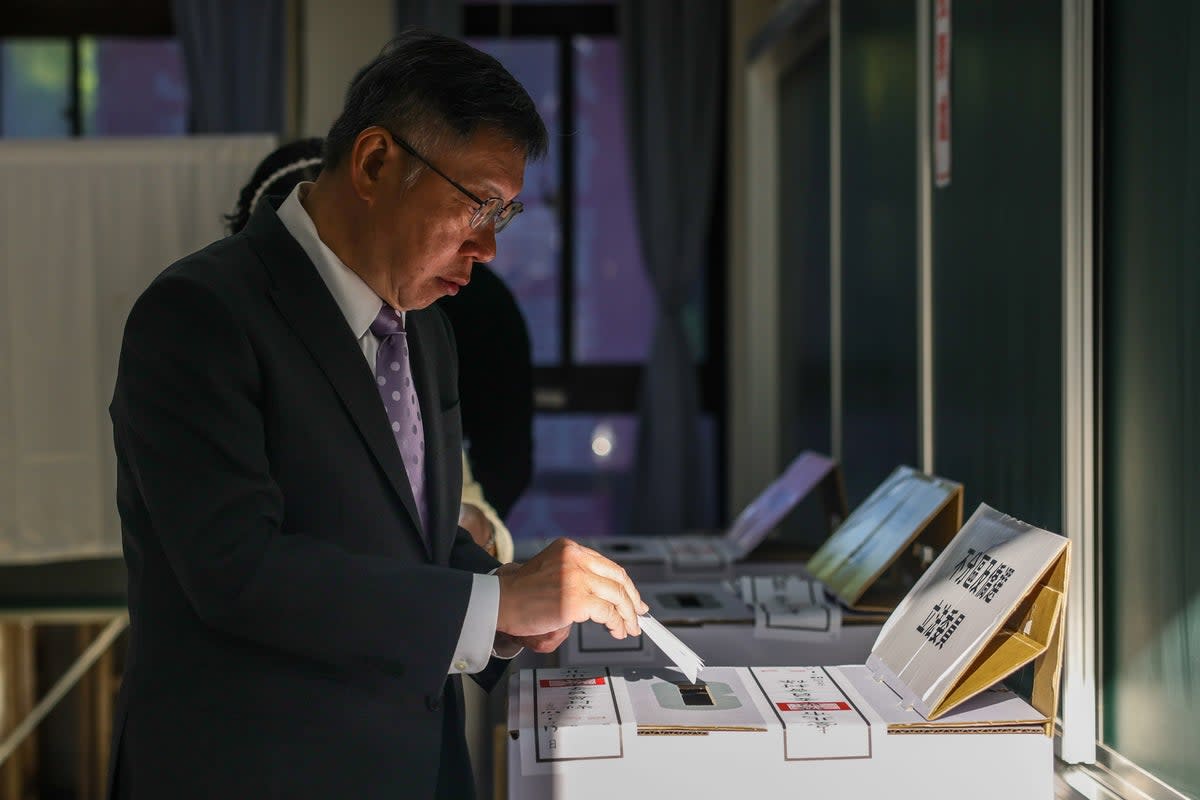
[1101,0,1200,794]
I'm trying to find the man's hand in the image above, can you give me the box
[494,624,572,655]
[495,539,648,650]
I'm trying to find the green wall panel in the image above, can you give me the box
[840,0,918,505]
[1101,0,1200,794]
[930,1,1062,533]
[778,39,833,549]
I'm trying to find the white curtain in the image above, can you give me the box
[0,135,276,563]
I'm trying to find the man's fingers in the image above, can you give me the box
[579,574,641,636]
[575,593,636,639]
[566,545,649,616]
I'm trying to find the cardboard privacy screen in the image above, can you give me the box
[807,466,963,614]
[720,450,847,558]
[865,503,1070,731]
[512,450,847,573]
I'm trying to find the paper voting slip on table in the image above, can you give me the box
[508,503,1069,800]
[807,465,964,620]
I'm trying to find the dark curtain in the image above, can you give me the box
[619,0,724,533]
[171,0,285,133]
[395,0,461,34]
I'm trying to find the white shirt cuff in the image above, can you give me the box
[448,573,500,675]
[488,566,524,660]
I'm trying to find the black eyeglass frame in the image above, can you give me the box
[388,131,524,233]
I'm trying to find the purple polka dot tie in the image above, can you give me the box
[370,305,427,539]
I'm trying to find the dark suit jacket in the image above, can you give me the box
[107,199,502,799]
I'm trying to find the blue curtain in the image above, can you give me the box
[171,0,285,133]
[620,0,724,533]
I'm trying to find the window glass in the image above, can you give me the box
[572,35,653,363]
[0,39,72,138]
[82,37,188,136]
[467,38,562,364]
[508,413,717,538]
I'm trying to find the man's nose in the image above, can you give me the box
[461,224,497,263]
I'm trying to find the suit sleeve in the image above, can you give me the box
[111,275,472,698]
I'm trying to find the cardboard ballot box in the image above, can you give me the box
[514,451,846,578]
[507,504,1070,800]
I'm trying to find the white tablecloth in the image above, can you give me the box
[0,135,277,563]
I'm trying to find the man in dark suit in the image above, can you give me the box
[107,31,647,799]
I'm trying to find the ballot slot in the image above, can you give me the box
[660,592,721,610]
[676,682,715,707]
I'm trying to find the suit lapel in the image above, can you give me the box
[244,204,430,557]
[406,310,453,566]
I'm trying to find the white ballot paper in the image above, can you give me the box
[637,614,704,683]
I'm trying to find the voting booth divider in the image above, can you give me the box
[558,464,968,670]
[513,450,848,579]
[807,465,964,618]
[507,503,1070,799]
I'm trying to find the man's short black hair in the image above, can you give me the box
[324,29,549,173]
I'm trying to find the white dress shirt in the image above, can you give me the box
[275,183,500,676]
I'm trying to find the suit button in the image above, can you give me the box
[426,694,441,711]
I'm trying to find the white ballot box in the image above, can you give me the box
[507,504,1070,800]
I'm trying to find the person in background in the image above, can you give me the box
[225,137,531,564]
[437,256,534,523]
[109,30,645,799]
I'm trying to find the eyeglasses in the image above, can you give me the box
[389,132,523,233]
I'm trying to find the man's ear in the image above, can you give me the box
[348,127,393,203]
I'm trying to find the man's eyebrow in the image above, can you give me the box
[472,180,514,201]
